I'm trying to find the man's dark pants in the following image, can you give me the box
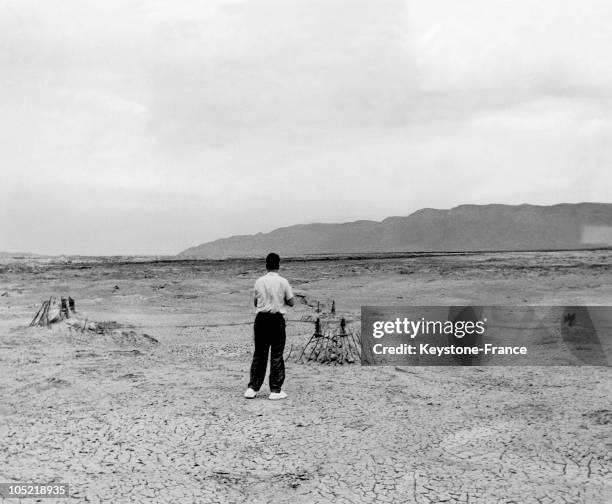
[248,311,286,393]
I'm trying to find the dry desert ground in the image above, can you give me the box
[0,250,611,503]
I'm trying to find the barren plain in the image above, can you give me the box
[1,250,611,503]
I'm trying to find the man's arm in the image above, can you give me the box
[284,281,294,307]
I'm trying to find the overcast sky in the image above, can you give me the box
[1,0,611,255]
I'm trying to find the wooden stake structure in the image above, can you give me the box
[297,315,361,365]
[30,296,76,327]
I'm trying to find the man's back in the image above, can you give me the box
[246,253,293,400]
[254,272,293,314]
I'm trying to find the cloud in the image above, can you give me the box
[408,0,612,94]
[147,0,415,148]
[0,0,611,254]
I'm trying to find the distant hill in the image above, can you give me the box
[178,203,612,258]
[0,251,39,258]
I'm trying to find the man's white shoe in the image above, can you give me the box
[269,391,287,400]
[244,388,258,399]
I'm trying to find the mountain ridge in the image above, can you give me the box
[178,202,612,258]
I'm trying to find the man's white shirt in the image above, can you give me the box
[254,272,294,314]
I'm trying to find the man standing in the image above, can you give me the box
[245,253,294,400]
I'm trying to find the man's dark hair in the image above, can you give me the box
[266,253,280,271]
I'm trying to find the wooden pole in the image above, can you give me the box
[29,302,45,327]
